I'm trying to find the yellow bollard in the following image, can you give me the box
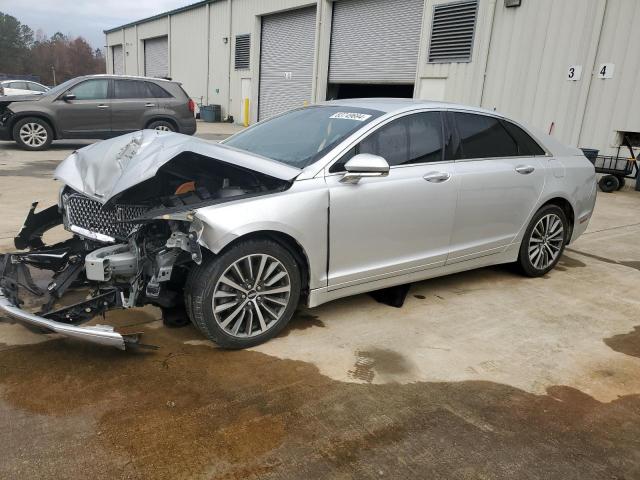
[303,100,308,107]
[243,98,250,127]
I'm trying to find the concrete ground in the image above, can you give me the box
[0,135,639,479]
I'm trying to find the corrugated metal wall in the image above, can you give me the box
[579,0,640,153]
[171,5,209,105]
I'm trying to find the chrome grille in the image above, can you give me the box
[63,193,148,240]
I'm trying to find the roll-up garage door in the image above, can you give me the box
[144,36,168,78]
[329,0,424,84]
[112,45,124,75]
[258,7,316,121]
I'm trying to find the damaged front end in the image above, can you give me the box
[0,131,299,349]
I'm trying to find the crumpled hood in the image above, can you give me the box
[54,130,301,204]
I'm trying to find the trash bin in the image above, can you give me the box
[200,104,222,123]
[580,148,599,163]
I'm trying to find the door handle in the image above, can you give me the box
[145,103,155,107]
[423,171,451,183]
[97,104,110,109]
[515,165,535,175]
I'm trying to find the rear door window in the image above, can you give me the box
[10,81,28,90]
[69,79,108,100]
[27,82,47,92]
[114,80,149,99]
[452,112,518,159]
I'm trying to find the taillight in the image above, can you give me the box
[188,99,195,113]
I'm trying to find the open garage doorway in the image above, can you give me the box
[326,83,414,100]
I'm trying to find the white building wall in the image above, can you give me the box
[171,6,209,106]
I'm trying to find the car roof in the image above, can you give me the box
[73,74,176,83]
[322,98,503,117]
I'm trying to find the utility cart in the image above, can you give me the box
[584,136,639,193]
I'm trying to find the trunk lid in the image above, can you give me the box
[54,130,301,204]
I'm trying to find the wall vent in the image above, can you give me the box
[234,34,251,70]
[428,0,478,63]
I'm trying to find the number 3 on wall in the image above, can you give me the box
[597,63,614,79]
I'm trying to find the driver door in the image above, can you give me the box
[325,111,459,289]
[55,78,111,138]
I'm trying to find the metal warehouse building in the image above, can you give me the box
[105,0,640,155]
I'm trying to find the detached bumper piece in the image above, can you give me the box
[0,289,139,350]
[0,253,142,350]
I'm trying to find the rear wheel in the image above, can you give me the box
[147,120,175,132]
[598,175,619,193]
[517,205,568,277]
[13,117,53,151]
[186,239,301,348]
[616,176,626,190]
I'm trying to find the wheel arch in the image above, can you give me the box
[213,230,312,297]
[10,113,59,139]
[145,116,178,132]
[540,196,575,243]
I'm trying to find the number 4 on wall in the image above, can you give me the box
[597,63,615,79]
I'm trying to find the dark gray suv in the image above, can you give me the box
[0,75,196,150]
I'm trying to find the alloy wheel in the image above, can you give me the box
[154,125,172,131]
[211,254,291,338]
[528,213,564,270]
[19,123,48,148]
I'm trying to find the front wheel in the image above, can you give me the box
[13,117,53,150]
[517,205,568,277]
[186,239,301,349]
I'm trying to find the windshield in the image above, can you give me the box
[224,106,382,168]
[45,78,80,97]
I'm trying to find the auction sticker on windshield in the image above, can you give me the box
[330,112,372,121]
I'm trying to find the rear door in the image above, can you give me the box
[446,111,547,263]
[110,79,155,134]
[55,78,111,138]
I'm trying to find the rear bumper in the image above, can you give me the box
[0,288,137,350]
[179,117,197,136]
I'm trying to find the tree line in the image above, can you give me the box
[0,12,105,86]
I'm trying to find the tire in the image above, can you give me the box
[598,175,619,193]
[186,239,301,349]
[13,117,53,151]
[616,176,626,190]
[517,204,568,277]
[147,120,175,132]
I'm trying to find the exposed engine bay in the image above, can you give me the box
[0,131,296,349]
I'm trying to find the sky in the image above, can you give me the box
[0,0,192,49]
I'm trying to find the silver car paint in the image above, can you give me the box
[58,100,597,310]
[54,129,301,203]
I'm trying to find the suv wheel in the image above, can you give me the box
[186,239,301,349]
[148,120,175,132]
[13,117,53,151]
[517,205,568,277]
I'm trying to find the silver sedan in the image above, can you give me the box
[0,99,597,350]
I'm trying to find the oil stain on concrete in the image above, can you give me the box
[1,322,640,479]
[604,326,640,359]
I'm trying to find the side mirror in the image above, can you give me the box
[62,92,76,101]
[340,154,390,184]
